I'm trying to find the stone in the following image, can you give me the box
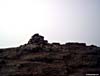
[28,33,48,45]
[0,34,100,76]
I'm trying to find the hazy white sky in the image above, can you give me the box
[0,0,100,48]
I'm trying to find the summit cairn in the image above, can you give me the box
[28,33,48,44]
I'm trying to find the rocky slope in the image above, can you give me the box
[0,34,100,76]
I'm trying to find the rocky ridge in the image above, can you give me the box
[0,33,100,76]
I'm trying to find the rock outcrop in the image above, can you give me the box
[0,34,100,76]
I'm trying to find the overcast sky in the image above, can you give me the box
[0,0,100,48]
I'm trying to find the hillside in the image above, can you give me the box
[0,34,100,76]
